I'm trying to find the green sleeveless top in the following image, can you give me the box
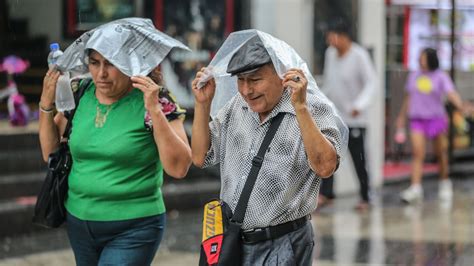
[65,83,184,221]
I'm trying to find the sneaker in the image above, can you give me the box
[438,179,453,202]
[400,185,423,204]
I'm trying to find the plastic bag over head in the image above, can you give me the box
[56,17,191,77]
[198,29,348,157]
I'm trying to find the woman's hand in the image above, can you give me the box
[131,75,162,114]
[395,114,406,130]
[40,69,61,108]
[283,68,308,110]
[191,67,216,105]
[462,102,474,117]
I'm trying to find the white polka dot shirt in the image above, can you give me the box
[203,89,343,230]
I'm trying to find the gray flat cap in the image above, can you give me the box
[226,35,272,76]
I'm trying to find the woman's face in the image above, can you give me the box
[88,50,132,101]
[419,52,428,71]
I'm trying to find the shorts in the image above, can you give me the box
[410,117,448,139]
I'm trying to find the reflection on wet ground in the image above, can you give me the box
[0,176,473,265]
[313,177,474,265]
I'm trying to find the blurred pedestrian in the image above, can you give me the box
[396,47,466,204]
[38,18,192,265]
[319,19,378,211]
[191,30,348,265]
[0,55,31,126]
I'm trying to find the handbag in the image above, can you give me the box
[199,113,285,266]
[32,78,92,228]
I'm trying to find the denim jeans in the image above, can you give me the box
[66,212,166,266]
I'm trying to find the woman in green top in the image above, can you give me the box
[39,48,192,264]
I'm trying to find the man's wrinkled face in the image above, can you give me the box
[236,64,284,120]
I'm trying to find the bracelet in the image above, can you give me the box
[39,102,54,114]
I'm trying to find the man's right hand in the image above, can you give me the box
[191,67,216,105]
[40,69,61,108]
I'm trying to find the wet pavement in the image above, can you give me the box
[312,177,474,265]
[1,120,473,265]
[0,175,473,265]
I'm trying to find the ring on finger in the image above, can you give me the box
[292,76,301,82]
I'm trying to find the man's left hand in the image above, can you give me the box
[283,68,308,109]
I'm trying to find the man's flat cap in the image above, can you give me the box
[226,35,272,76]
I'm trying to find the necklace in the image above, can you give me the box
[95,105,112,128]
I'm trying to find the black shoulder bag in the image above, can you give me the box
[199,113,285,266]
[32,78,92,228]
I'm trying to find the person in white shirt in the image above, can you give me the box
[319,19,378,211]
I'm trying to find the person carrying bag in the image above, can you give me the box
[191,30,348,265]
[200,113,284,266]
[37,18,193,265]
[33,78,92,228]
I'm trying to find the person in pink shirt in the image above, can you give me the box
[396,48,467,204]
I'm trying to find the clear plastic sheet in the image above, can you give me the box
[56,17,190,77]
[198,29,348,153]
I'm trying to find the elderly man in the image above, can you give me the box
[191,31,346,265]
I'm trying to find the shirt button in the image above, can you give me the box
[241,176,246,180]
[250,149,255,153]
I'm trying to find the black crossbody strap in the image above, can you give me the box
[62,78,92,139]
[232,112,285,223]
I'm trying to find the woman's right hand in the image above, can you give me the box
[395,115,406,131]
[40,69,61,108]
[191,67,216,105]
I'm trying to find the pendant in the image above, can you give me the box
[95,105,111,128]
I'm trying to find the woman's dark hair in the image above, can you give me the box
[149,67,164,86]
[422,48,439,71]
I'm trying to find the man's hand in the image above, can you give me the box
[283,68,308,110]
[191,67,216,106]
